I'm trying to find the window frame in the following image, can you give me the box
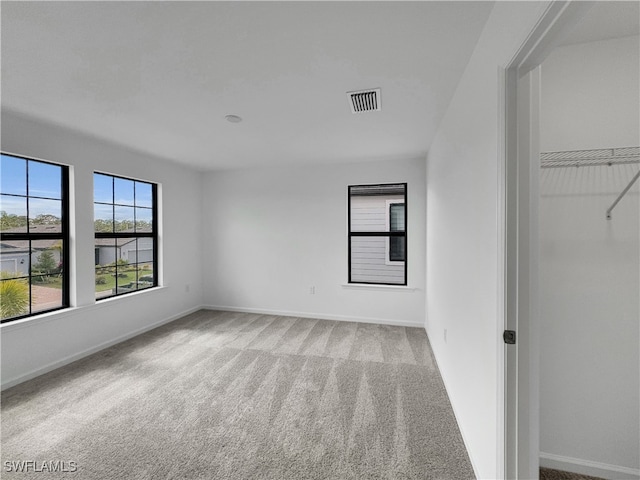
[0,152,70,323]
[347,182,407,286]
[93,172,158,301]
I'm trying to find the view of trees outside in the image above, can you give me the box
[93,173,156,299]
[0,154,66,321]
[1,156,157,320]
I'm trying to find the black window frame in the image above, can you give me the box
[348,183,407,286]
[93,172,158,300]
[0,152,70,323]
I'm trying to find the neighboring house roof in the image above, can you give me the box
[95,237,137,248]
[0,225,62,250]
[350,184,405,196]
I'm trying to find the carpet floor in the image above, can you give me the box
[1,310,475,479]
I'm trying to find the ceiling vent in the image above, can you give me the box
[347,88,381,114]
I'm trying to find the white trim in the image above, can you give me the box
[0,303,201,390]
[540,452,640,480]
[496,64,507,480]
[1,286,168,333]
[503,3,599,478]
[202,305,423,328]
[341,283,416,292]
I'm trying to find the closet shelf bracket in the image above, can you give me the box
[606,169,640,220]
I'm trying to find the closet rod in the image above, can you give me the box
[606,169,640,220]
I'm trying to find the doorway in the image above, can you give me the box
[504,2,640,479]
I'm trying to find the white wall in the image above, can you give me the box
[541,36,640,152]
[538,36,640,479]
[1,110,204,388]
[425,2,551,479]
[201,158,425,326]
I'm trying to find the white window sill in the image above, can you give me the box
[341,283,416,292]
[1,286,167,332]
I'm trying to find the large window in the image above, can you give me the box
[94,173,157,300]
[348,183,407,285]
[0,153,69,322]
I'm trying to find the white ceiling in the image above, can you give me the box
[1,1,494,171]
[3,2,637,172]
[559,1,640,47]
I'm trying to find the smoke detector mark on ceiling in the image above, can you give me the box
[347,89,381,114]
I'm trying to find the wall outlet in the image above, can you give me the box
[444,328,447,343]
[185,284,191,293]
[309,286,316,295]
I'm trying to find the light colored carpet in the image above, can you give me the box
[1,310,475,479]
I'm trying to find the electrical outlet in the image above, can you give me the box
[185,284,191,293]
[309,286,315,295]
[444,329,447,343]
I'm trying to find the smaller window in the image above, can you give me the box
[94,173,158,300]
[348,183,407,285]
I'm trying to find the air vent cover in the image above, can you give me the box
[347,88,381,114]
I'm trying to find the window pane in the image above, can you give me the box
[114,206,135,232]
[351,236,405,285]
[135,182,153,208]
[94,203,113,233]
[1,155,27,196]
[389,236,406,262]
[0,277,30,320]
[390,204,405,232]
[31,275,63,314]
[29,198,62,232]
[116,269,138,294]
[115,241,137,294]
[95,239,116,269]
[137,263,154,290]
[350,194,387,232]
[1,195,28,233]
[0,238,29,278]
[31,239,64,314]
[28,161,61,199]
[94,174,113,204]
[118,238,137,264]
[95,238,116,299]
[135,207,153,232]
[31,240,63,276]
[95,267,113,299]
[135,238,154,264]
[114,177,134,206]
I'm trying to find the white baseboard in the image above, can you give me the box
[540,452,640,480]
[202,305,424,328]
[1,305,203,391]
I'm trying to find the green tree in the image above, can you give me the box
[94,219,114,232]
[0,211,28,231]
[0,276,29,320]
[32,214,60,225]
[34,250,57,274]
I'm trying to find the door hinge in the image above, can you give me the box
[503,330,516,345]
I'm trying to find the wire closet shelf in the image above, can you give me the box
[540,146,640,220]
[540,146,639,168]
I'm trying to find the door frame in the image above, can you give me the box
[501,2,595,478]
